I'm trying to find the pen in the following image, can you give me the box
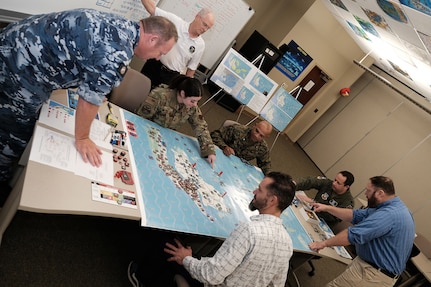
[106,102,118,127]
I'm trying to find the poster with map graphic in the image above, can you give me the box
[210,48,278,114]
[260,86,303,132]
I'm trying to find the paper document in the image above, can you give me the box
[30,125,114,185]
[29,125,77,172]
[38,100,112,149]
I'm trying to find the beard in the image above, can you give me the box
[249,197,268,211]
[368,194,378,208]
[249,199,257,211]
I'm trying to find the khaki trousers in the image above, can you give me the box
[326,257,398,287]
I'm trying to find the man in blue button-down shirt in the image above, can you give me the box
[309,175,415,287]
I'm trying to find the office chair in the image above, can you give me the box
[109,68,152,113]
[221,119,240,128]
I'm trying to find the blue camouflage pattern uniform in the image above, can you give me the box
[136,84,216,158]
[210,124,271,175]
[0,8,139,181]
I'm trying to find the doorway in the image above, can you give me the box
[292,66,331,105]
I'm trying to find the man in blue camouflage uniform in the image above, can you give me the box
[0,8,177,200]
[295,171,355,228]
[210,121,272,175]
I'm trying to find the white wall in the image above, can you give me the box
[299,68,431,241]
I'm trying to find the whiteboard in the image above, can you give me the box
[210,48,278,115]
[158,0,254,70]
[1,0,153,23]
[1,0,253,70]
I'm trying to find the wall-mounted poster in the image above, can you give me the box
[210,48,278,114]
[275,40,313,81]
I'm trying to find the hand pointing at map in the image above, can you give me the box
[207,154,216,169]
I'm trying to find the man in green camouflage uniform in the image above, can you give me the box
[295,171,355,228]
[136,82,216,166]
[210,121,272,175]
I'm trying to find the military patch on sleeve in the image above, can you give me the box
[143,97,156,104]
[140,97,156,113]
[118,64,128,76]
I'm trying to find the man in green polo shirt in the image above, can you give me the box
[295,171,355,228]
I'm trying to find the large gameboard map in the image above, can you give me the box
[121,110,314,251]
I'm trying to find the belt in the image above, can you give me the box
[364,260,400,279]
[161,64,179,74]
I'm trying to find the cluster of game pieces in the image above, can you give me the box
[110,130,127,146]
[146,126,217,222]
[114,170,134,185]
[112,148,130,167]
[126,120,138,137]
[112,148,134,185]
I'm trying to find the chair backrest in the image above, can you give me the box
[222,119,240,127]
[415,233,431,259]
[109,68,151,113]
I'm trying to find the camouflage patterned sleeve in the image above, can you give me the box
[188,107,216,157]
[210,126,229,150]
[256,147,271,175]
[136,88,162,120]
[210,125,241,149]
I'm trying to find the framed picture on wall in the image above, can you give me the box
[275,40,313,81]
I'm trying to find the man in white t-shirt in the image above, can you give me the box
[140,0,215,87]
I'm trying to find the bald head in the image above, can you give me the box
[198,8,215,26]
[250,121,272,142]
[257,121,272,135]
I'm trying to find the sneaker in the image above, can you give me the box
[174,274,191,287]
[127,261,144,287]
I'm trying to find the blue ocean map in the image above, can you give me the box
[122,110,264,238]
[260,88,303,132]
[122,110,315,251]
[223,53,252,79]
[282,206,313,251]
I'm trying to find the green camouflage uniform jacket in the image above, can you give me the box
[296,176,354,227]
[136,85,215,157]
[210,124,271,175]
